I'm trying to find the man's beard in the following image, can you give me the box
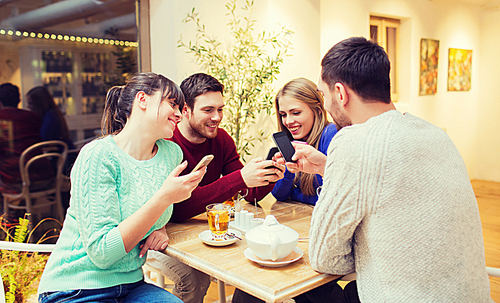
[331,101,352,131]
[188,117,218,140]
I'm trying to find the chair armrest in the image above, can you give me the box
[0,241,56,252]
[487,267,500,278]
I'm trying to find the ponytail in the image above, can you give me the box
[101,72,185,136]
[102,86,127,135]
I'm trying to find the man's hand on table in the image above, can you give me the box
[274,142,327,177]
[139,226,170,258]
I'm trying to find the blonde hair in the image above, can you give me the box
[274,78,329,196]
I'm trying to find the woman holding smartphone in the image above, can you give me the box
[232,79,355,303]
[271,77,337,205]
[37,73,205,303]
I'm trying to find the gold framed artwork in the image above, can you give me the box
[419,38,440,96]
[447,48,472,91]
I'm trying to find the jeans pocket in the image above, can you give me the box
[39,289,83,303]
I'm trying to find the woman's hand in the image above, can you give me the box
[139,226,169,258]
[160,160,206,204]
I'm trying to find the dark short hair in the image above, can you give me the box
[180,73,224,109]
[0,83,21,108]
[321,37,391,104]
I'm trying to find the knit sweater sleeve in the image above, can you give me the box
[171,132,250,222]
[70,141,127,269]
[170,129,274,222]
[309,131,364,275]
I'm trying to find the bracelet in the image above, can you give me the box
[316,186,322,196]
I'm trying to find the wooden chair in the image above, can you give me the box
[1,141,68,232]
[0,240,56,303]
[143,250,175,290]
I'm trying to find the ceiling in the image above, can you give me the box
[435,0,500,8]
[0,0,136,41]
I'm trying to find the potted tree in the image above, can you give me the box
[179,0,293,160]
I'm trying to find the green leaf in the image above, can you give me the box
[178,0,293,158]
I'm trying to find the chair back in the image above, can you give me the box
[19,140,68,192]
[2,141,68,233]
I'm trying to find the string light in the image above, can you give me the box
[0,28,137,47]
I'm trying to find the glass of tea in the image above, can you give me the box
[206,203,231,240]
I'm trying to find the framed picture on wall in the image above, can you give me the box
[419,38,440,96]
[447,48,472,91]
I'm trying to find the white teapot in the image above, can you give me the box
[245,215,299,261]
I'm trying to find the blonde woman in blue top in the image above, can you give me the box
[271,78,337,205]
[233,80,343,303]
[37,73,205,303]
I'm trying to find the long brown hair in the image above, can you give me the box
[274,78,329,196]
[26,86,70,142]
[102,72,184,135]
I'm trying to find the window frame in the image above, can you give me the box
[370,16,400,102]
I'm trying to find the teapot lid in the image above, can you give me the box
[259,215,284,232]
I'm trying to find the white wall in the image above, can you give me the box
[150,0,500,181]
[320,0,483,179]
[150,0,321,157]
[0,42,21,94]
[476,9,500,181]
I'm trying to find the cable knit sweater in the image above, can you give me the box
[38,136,182,293]
[310,110,492,302]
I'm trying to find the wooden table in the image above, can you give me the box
[163,197,341,303]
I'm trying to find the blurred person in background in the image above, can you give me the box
[26,86,74,149]
[0,83,46,193]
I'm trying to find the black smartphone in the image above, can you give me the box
[272,131,296,162]
[266,147,280,161]
[264,147,280,170]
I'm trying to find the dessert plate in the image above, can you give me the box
[244,247,303,267]
[199,229,242,247]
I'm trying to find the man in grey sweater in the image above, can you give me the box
[282,37,493,302]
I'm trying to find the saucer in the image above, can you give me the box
[199,229,242,247]
[244,247,303,267]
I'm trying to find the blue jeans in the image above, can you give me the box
[38,280,183,303]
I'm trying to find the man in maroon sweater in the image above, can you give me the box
[155,73,283,303]
[0,83,44,192]
[170,73,283,222]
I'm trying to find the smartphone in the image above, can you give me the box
[266,147,280,161]
[272,131,296,163]
[191,154,214,173]
[264,147,280,170]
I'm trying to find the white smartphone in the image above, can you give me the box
[191,154,214,173]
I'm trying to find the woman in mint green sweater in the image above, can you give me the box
[38,73,206,303]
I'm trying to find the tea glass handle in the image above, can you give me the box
[270,233,279,261]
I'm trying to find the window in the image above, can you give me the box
[370,16,400,101]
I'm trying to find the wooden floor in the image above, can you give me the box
[472,180,500,302]
[203,180,500,302]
